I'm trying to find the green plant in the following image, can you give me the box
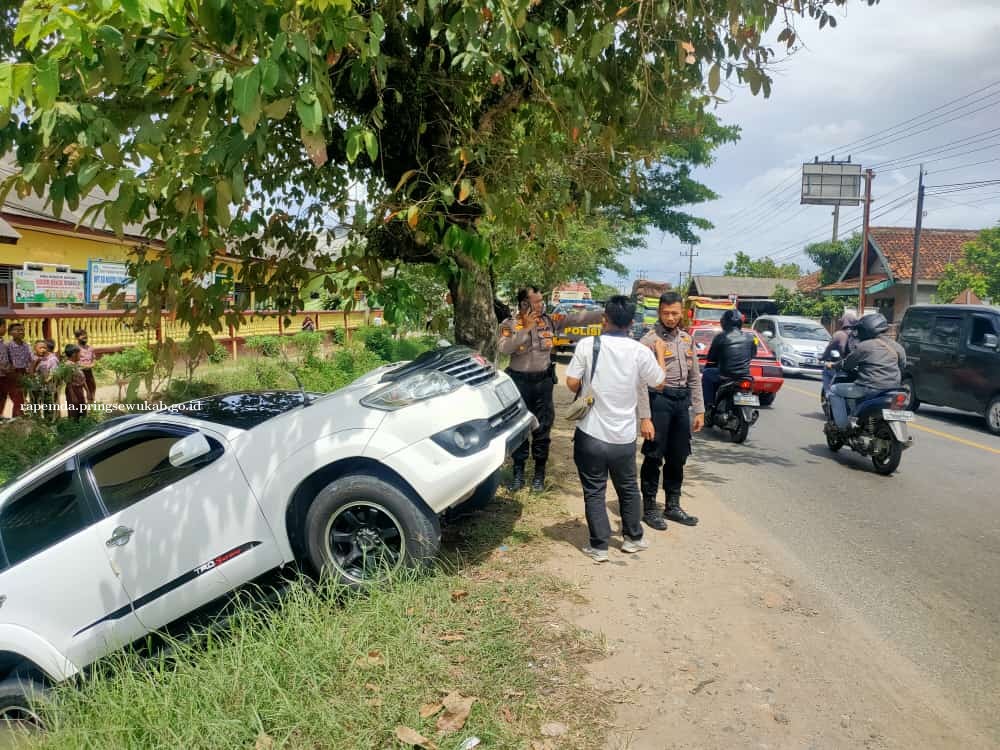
[208,343,229,364]
[329,328,347,346]
[95,345,155,401]
[0,415,104,485]
[244,336,283,358]
[358,326,397,362]
[291,331,324,362]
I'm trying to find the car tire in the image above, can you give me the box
[902,376,921,412]
[986,395,1000,436]
[304,474,440,588]
[0,677,48,731]
[759,393,776,407]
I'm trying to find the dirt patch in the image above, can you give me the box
[530,382,990,749]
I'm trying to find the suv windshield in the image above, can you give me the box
[778,322,829,341]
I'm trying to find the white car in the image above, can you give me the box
[0,346,534,720]
[752,315,832,376]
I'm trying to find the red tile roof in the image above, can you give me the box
[869,227,979,281]
[797,270,823,293]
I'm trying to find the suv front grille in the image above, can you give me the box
[436,356,496,387]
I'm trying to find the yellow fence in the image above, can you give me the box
[6,309,370,352]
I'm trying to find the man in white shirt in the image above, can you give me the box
[566,296,666,562]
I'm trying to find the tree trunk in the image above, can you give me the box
[449,252,499,360]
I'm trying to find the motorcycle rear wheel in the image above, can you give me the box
[731,415,750,443]
[871,422,902,475]
[825,428,844,452]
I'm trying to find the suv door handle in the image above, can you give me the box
[106,526,134,548]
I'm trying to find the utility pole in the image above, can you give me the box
[680,245,699,290]
[831,204,840,242]
[858,168,875,314]
[909,165,926,309]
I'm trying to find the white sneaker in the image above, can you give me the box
[621,537,649,554]
[582,546,609,563]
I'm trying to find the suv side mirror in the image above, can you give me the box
[169,432,213,468]
[984,332,999,350]
[761,330,773,339]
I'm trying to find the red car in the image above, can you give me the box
[690,326,784,406]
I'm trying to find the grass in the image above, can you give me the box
[18,499,608,750]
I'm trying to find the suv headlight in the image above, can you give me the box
[360,370,461,411]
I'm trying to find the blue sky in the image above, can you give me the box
[609,0,1000,289]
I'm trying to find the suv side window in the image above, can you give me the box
[87,429,224,514]
[0,468,91,567]
[929,316,962,348]
[900,311,931,343]
[968,315,999,350]
[755,320,773,336]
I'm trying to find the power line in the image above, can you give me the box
[872,127,1000,169]
[927,156,1000,175]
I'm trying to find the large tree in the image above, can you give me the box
[803,233,860,285]
[0,0,875,356]
[935,225,999,303]
[724,251,801,279]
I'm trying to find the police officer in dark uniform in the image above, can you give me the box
[498,286,601,491]
[637,292,704,529]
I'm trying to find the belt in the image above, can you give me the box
[507,368,550,382]
[652,386,690,400]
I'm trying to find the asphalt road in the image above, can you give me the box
[688,374,1000,739]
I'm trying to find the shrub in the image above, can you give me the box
[358,325,396,362]
[208,343,229,364]
[291,331,324,362]
[95,345,155,400]
[244,335,283,357]
[329,328,347,346]
[0,415,104,486]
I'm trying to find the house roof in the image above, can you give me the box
[796,270,823,293]
[867,227,979,281]
[689,275,799,298]
[820,274,890,293]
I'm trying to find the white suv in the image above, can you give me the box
[0,346,533,719]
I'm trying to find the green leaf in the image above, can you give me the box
[263,97,293,120]
[301,126,328,167]
[370,12,385,40]
[35,59,59,109]
[566,9,576,34]
[77,161,101,190]
[233,67,261,116]
[296,90,322,132]
[292,33,311,61]
[363,130,378,161]
[708,62,721,94]
[97,25,123,47]
[346,129,361,163]
[215,179,233,228]
[0,63,12,108]
[259,59,280,94]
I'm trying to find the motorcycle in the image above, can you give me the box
[822,353,914,475]
[706,375,759,443]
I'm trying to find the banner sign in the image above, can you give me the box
[87,260,138,303]
[13,269,86,304]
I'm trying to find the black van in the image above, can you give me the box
[897,304,1000,434]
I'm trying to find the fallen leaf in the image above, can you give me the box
[504,689,525,698]
[439,632,466,642]
[530,741,554,750]
[541,722,569,737]
[406,607,416,616]
[365,682,381,693]
[420,701,444,719]
[437,692,477,734]
[498,597,512,604]
[357,649,384,667]
[451,590,469,602]
[367,696,384,707]
[501,705,516,723]
[451,655,468,664]
[395,725,436,748]
[255,733,274,750]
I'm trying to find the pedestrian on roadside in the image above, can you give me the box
[0,319,9,418]
[566,295,664,563]
[5,323,32,417]
[637,292,704,530]
[74,328,97,403]
[64,344,88,422]
[30,339,59,418]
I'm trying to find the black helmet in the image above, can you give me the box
[855,313,889,341]
[721,309,744,331]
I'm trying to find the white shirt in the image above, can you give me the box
[566,334,664,445]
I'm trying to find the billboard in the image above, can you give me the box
[13,269,86,305]
[87,260,138,303]
[801,161,862,206]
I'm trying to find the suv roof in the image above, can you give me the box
[904,304,999,315]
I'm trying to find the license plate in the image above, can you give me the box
[882,409,914,422]
[496,379,520,407]
[802,356,815,364]
[733,393,759,406]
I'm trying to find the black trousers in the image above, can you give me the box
[640,391,692,500]
[573,429,644,551]
[509,370,554,465]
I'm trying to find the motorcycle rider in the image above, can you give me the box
[825,313,906,430]
[821,312,858,396]
[701,309,757,409]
